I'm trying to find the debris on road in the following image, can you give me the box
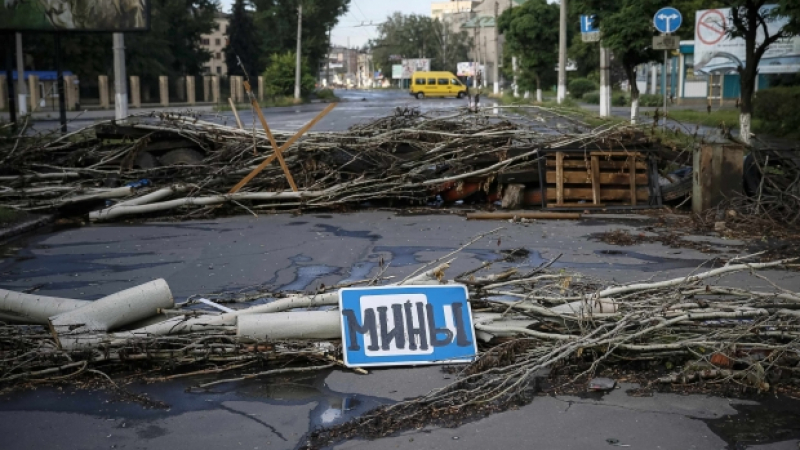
[0,108,665,222]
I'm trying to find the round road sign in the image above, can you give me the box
[697,9,727,45]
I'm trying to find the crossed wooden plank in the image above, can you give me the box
[229,80,337,194]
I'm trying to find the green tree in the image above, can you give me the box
[226,0,260,78]
[498,0,560,101]
[252,0,349,77]
[371,13,469,74]
[262,52,316,97]
[719,1,800,143]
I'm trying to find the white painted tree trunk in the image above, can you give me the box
[630,98,639,125]
[523,91,530,99]
[90,191,325,221]
[740,113,752,144]
[238,311,340,340]
[50,279,174,349]
[0,290,87,324]
[536,89,542,103]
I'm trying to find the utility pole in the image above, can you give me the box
[113,33,128,121]
[326,27,332,87]
[294,2,302,100]
[15,33,27,115]
[493,1,499,95]
[557,0,567,104]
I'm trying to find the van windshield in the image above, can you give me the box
[451,79,462,86]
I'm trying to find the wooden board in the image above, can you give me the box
[556,152,564,205]
[546,172,648,185]
[546,187,649,202]
[591,156,601,206]
[546,160,647,171]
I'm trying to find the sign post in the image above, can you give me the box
[339,285,477,368]
[653,7,683,126]
[580,15,610,117]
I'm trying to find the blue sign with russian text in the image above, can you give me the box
[339,285,477,368]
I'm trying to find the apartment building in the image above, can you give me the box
[200,12,230,76]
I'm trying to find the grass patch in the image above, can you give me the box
[667,109,744,129]
[315,89,338,101]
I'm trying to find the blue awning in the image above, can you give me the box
[9,71,74,81]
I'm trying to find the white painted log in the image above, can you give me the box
[59,186,134,206]
[90,190,326,221]
[237,311,340,340]
[0,289,88,324]
[50,279,174,348]
[740,113,752,145]
[551,299,619,315]
[115,184,191,207]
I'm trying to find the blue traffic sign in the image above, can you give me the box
[654,7,682,34]
[339,285,477,368]
[580,15,598,34]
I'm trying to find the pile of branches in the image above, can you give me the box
[306,258,800,447]
[2,250,799,435]
[0,108,654,221]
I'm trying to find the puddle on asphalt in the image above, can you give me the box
[702,396,800,449]
[313,224,381,241]
[0,370,389,434]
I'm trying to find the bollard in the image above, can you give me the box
[28,74,40,111]
[129,76,141,108]
[692,131,744,214]
[258,76,264,101]
[159,76,169,107]
[211,75,220,104]
[186,76,195,105]
[98,75,110,109]
[203,76,211,102]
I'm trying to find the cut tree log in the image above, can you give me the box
[49,279,174,349]
[0,289,88,324]
[238,311,340,340]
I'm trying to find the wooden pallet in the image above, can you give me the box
[544,151,649,207]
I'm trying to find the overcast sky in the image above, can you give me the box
[218,0,432,48]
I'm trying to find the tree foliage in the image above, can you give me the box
[498,0,559,93]
[262,52,316,97]
[371,13,471,73]
[720,0,800,119]
[251,0,349,77]
[225,0,260,78]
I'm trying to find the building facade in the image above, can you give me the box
[434,0,524,89]
[200,12,230,76]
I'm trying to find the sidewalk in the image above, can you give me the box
[1,104,217,122]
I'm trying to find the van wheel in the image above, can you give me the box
[416,92,425,99]
[457,91,465,99]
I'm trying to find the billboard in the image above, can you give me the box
[401,58,431,79]
[0,0,150,32]
[695,6,800,74]
[391,65,403,80]
[457,62,484,77]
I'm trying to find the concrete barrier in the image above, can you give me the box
[159,76,169,106]
[99,75,110,109]
[129,76,141,108]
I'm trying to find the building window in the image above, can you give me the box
[202,38,210,45]
[216,53,221,60]
[215,38,221,46]
[216,66,221,74]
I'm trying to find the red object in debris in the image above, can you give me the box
[710,353,732,368]
[523,188,543,206]
[440,181,482,202]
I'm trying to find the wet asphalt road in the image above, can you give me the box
[1,91,800,450]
